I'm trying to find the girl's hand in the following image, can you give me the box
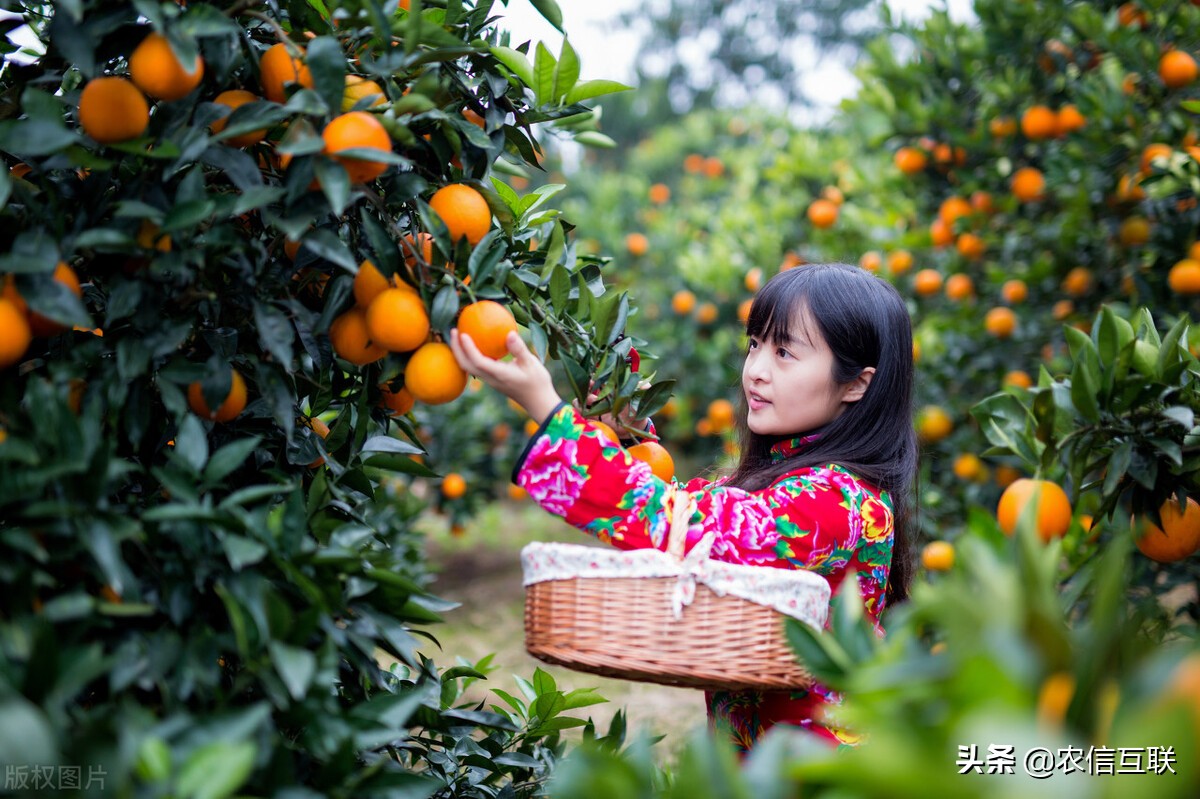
[448,328,562,423]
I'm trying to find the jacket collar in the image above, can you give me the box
[768,431,822,463]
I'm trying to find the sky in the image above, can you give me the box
[491,0,977,109]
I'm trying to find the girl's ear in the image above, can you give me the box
[842,366,876,403]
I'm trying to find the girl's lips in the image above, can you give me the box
[747,393,770,411]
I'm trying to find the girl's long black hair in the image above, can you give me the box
[723,263,918,609]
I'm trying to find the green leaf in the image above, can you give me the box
[204,438,261,484]
[564,79,634,105]
[269,641,317,700]
[174,415,209,474]
[176,740,257,799]
[552,37,580,103]
[222,535,267,571]
[573,131,618,148]
[490,46,535,88]
[532,666,557,696]
[533,42,556,106]
[1070,360,1102,423]
[360,436,423,456]
[548,263,570,312]
[429,284,460,332]
[528,0,564,31]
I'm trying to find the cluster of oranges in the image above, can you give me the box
[0,263,90,370]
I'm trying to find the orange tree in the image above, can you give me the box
[0,1,652,795]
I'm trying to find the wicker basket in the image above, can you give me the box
[521,488,830,691]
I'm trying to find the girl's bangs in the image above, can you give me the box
[746,271,805,344]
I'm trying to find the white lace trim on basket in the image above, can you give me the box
[520,541,830,629]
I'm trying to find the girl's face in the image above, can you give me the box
[742,308,854,438]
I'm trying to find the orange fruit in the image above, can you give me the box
[1140,143,1173,175]
[917,406,953,443]
[342,75,387,111]
[129,31,204,101]
[744,267,763,292]
[953,453,987,481]
[625,232,650,256]
[1135,497,1200,562]
[859,251,883,273]
[648,183,671,204]
[366,288,429,352]
[1116,173,1146,203]
[707,398,736,432]
[930,219,954,248]
[807,198,839,228]
[354,259,408,307]
[507,483,527,501]
[969,191,995,215]
[429,184,492,246]
[1055,105,1086,135]
[1160,50,1198,89]
[1001,279,1028,304]
[260,42,312,103]
[1012,167,1045,203]
[305,417,330,468]
[136,220,172,252]
[989,116,1017,138]
[1052,299,1075,321]
[994,465,1022,489]
[78,77,149,144]
[913,268,944,296]
[1190,242,1200,261]
[956,233,986,260]
[187,369,248,422]
[322,111,391,184]
[921,541,955,571]
[938,196,972,228]
[695,301,718,325]
[821,186,845,206]
[283,238,303,261]
[330,307,386,365]
[441,472,467,500]
[1061,267,1093,297]
[589,420,619,443]
[0,297,32,369]
[405,342,468,405]
[737,298,752,324]
[9,163,31,179]
[1037,672,1077,728]
[458,300,518,359]
[1118,216,1151,246]
[887,250,915,275]
[997,478,1072,542]
[945,273,975,301]
[702,157,725,178]
[1168,259,1200,294]
[1117,3,1148,28]
[401,232,435,273]
[210,90,267,147]
[380,383,415,416]
[894,147,927,174]
[28,262,83,337]
[628,440,674,481]
[1021,105,1058,140]
[1003,370,1034,389]
[779,252,805,270]
[984,306,1017,339]
[683,153,705,173]
[671,290,696,316]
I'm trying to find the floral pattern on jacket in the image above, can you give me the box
[514,403,896,751]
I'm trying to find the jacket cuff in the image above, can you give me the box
[511,400,569,484]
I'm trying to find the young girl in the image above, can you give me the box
[448,262,917,752]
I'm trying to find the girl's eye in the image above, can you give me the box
[776,347,791,359]
[747,338,759,351]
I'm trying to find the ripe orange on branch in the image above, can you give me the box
[441,472,467,500]
[28,262,84,337]
[458,300,518,359]
[405,342,468,404]
[1021,105,1058,140]
[628,441,675,482]
[1135,497,1200,562]
[129,32,204,101]
[366,289,429,353]
[210,90,267,147]
[984,306,1017,339]
[78,77,149,144]
[323,111,392,184]
[0,297,32,369]
[429,184,492,246]
[1159,50,1198,89]
[188,369,248,423]
[354,259,411,307]
[997,478,1072,542]
[379,384,415,416]
[1011,167,1045,203]
[260,42,313,103]
[330,307,386,365]
[807,199,839,228]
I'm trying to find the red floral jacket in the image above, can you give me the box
[513,403,896,752]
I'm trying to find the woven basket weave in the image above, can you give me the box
[521,488,829,691]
